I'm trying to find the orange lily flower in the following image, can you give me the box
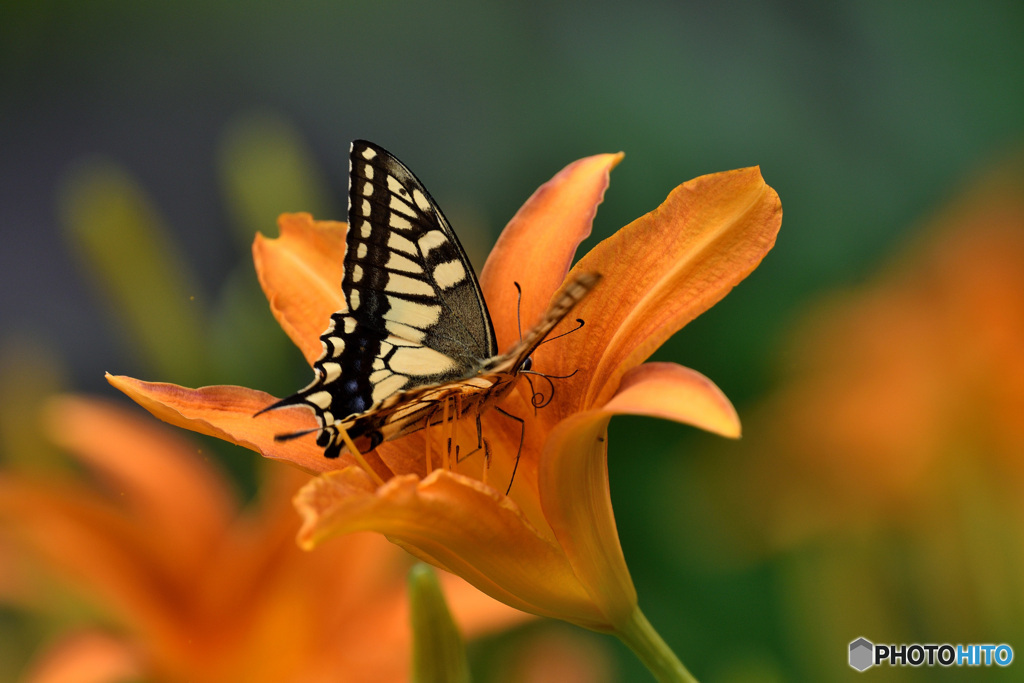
[0,396,525,683]
[110,152,781,661]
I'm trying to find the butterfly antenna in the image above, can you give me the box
[520,371,556,412]
[514,281,524,342]
[539,318,586,346]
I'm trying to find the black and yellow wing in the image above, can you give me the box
[263,141,497,456]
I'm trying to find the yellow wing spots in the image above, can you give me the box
[385,319,427,343]
[360,220,372,238]
[372,374,409,403]
[361,147,377,160]
[389,212,413,230]
[386,273,434,297]
[388,346,457,376]
[369,369,391,384]
[385,299,442,328]
[350,289,361,310]
[389,194,416,217]
[321,361,342,383]
[386,176,404,194]
[388,232,418,256]
[307,391,333,409]
[418,230,447,256]
[364,163,374,180]
[357,243,368,259]
[361,199,372,216]
[413,189,432,213]
[385,252,423,273]
[330,337,345,357]
[344,316,357,334]
[352,265,364,282]
[433,260,466,290]
[362,181,374,196]
[372,358,385,370]
[384,336,420,348]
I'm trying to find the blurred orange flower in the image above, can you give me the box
[0,397,523,683]
[687,157,1024,554]
[110,153,781,638]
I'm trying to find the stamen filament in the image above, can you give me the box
[424,418,433,477]
[336,427,386,487]
[453,392,463,470]
[442,397,451,471]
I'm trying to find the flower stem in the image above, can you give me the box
[615,607,699,683]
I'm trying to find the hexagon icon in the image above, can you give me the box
[849,638,874,671]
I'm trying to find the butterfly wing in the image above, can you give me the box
[336,271,602,451]
[262,141,498,457]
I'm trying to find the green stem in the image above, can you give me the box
[615,607,699,683]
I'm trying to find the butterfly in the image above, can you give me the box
[259,140,599,475]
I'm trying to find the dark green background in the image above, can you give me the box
[2,1,1022,680]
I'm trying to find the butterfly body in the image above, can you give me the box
[262,140,598,461]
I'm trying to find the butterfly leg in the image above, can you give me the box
[454,405,486,465]
[442,395,453,470]
[452,392,464,464]
[494,406,525,496]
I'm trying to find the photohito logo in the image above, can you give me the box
[848,638,1013,671]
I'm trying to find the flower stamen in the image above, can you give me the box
[442,396,452,471]
[336,425,386,487]
[424,418,433,477]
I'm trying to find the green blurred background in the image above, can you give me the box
[2,1,1023,680]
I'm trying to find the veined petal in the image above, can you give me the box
[295,467,611,629]
[545,167,781,410]
[537,411,636,629]
[604,362,741,438]
[480,153,622,351]
[253,213,347,365]
[537,365,741,630]
[43,396,236,570]
[106,374,375,476]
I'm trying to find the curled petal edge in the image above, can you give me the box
[538,362,741,629]
[605,362,741,438]
[294,467,611,629]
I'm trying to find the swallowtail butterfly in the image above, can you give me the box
[260,140,599,468]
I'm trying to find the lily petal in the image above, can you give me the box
[537,410,635,629]
[106,374,364,476]
[480,153,622,350]
[604,362,741,438]
[551,167,781,409]
[43,396,236,571]
[534,365,738,630]
[294,467,610,629]
[252,213,347,365]
[0,476,180,646]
